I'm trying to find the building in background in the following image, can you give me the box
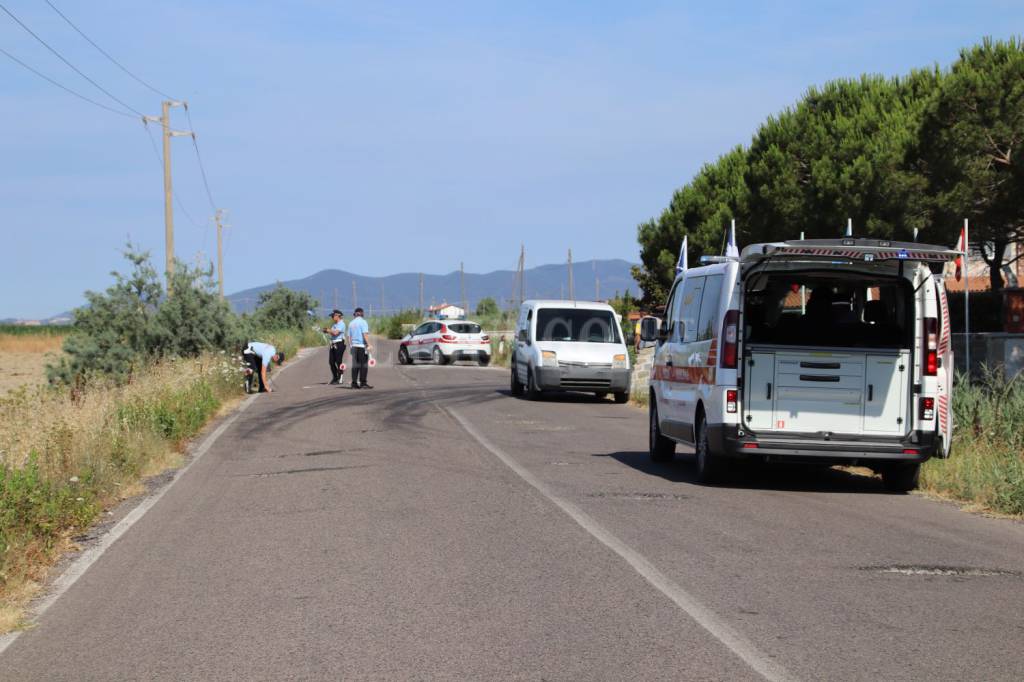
[429,303,466,320]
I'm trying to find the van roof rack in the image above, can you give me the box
[742,237,961,263]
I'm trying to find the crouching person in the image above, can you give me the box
[244,341,285,393]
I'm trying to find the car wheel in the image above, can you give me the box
[649,397,675,462]
[433,346,447,365]
[510,363,524,396]
[526,367,542,400]
[477,356,490,367]
[398,346,410,365]
[694,410,724,483]
[881,462,921,493]
[613,391,628,404]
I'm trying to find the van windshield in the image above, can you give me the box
[744,274,912,349]
[536,308,621,343]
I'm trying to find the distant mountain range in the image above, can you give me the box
[227,259,640,316]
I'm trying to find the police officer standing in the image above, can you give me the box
[324,309,347,385]
[347,307,372,389]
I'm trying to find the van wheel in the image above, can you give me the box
[398,346,411,365]
[649,398,675,462]
[613,391,628,404]
[694,412,724,484]
[526,367,542,400]
[881,462,921,493]
[433,347,447,365]
[510,363,523,396]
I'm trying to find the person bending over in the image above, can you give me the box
[245,341,285,393]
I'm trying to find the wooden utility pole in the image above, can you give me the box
[215,209,225,298]
[419,273,424,315]
[352,280,358,310]
[333,288,338,310]
[144,100,189,292]
[567,248,575,301]
[460,262,467,316]
[593,259,599,301]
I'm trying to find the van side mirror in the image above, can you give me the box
[639,317,661,343]
[518,329,528,343]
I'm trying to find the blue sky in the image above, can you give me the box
[2,1,1022,318]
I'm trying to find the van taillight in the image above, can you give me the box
[923,317,938,376]
[726,389,737,413]
[919,397,935,420]
[720,310,739,369]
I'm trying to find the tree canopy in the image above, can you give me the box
[635,38,1022,301]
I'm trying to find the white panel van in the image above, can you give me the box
[511,300,631,403]
[641,238,958,491]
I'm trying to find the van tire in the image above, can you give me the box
[510,363,524,396]
[694,412,724,484]
[649,398,675,462]
[526,367,542,400]
[613,391,628,404]
[433,346,447,365]
[881,462,921,493]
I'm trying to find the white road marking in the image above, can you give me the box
[0,349,314,656]
[446,407,794,682]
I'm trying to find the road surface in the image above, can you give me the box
[3,341,1023,680]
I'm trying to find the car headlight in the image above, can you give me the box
[542,350,558,367]
[613,353,628,369]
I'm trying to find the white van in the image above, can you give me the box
[511,300,631,403]
[641,238,958,491]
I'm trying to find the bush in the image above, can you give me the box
[250,285,319,331]
[475,297,499,317]
[921,369,1024,515]
[379,309,424,339]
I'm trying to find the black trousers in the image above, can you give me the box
[329,341,346,381]
[245,353,268,392]
[351,347,368,386]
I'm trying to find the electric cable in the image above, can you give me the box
[43,0,177,101]
[184,105,218,211]
[142,119,203,230]
[0,2,144,116]
[0,44,135,118]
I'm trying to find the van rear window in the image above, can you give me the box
[536,309,621,343]
[744,275,912,349]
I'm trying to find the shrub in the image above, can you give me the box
[250,285,319,330]
[380,309,424,339]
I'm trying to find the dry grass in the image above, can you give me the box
[0,353,243,631]
[0,334,64,354]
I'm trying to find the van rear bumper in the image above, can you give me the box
[535,366,630,393]
[708,425,939,463]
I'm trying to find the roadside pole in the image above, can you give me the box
[964,218,971,380]
[144,100,190,293]
[215,209,225,298]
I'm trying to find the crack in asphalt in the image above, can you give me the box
[860,565,1022,578]
[241,464,374,478]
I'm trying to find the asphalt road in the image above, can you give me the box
[3,341,1023,681]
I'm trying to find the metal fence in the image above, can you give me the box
[951,333,1024,379]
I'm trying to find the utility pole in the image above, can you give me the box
[593,259,599,301]
[333,288,338,311]
[379,284,384,316]
[215,209,226,298]
[419,273,424,316]
[144,100,190,292]
[460,262,467,316]
[352,280,358,310]
[567,248,575,301]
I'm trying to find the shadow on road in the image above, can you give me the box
[595,450,892,494]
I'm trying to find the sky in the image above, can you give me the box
[2,1,1022,318]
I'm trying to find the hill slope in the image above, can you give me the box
[227,259,639,315]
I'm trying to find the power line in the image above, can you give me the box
[184,106,218,211]
[0,2,144,117]
[142,120,202,230]
[43,0,177,101]
[0,45,134,118]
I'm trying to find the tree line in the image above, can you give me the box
[634,38,1023,303]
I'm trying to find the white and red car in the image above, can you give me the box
[399,320,491,366]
